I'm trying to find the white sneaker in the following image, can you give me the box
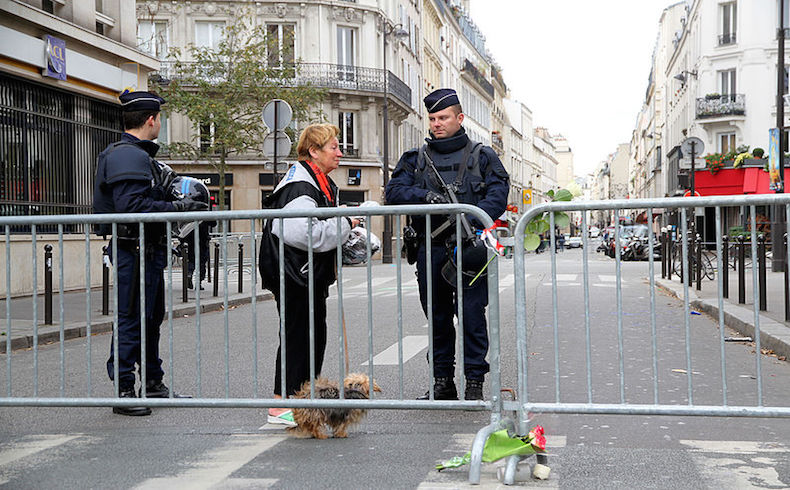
[267,410,296,427]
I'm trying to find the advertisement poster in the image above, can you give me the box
[44,35,66,80]
[768,128,782,191]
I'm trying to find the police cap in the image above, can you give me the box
[119,89,166,112]
[423,88,460,114]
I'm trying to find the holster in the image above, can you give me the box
[402,225,419,265]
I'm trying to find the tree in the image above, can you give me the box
[151,11,325,210]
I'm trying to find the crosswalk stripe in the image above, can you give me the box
[0,434,80,467]
[362,335,428,366]
[133,434,286,490]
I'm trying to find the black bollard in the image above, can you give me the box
[237,242,244,294]
[102,246,110,315]
[695,233,702,291]
[738,236,746,304]
[758,234,767,311]
[206,239,211,284]
[182,241,189,303]
[661,231,666,279]
[44,244,53,325]
[722,235,729,299]
[213,242,220,297]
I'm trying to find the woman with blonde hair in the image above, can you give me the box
[258,123,359,425]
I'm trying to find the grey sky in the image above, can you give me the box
[470,0,675,177]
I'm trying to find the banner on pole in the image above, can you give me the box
[769,128,782,191]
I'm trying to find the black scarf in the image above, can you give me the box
[426,127,469,154]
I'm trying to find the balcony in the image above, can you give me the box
[152,61,411,108]
[491,131,504,155]
[462,59,494,98]
[340,146,359,158]
[718,32,736,45]
[695,94,745,119]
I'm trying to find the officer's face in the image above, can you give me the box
[310,137,343,174]
[428,107,464,139]
[147,112,162,140]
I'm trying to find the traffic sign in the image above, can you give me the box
[263,131,292,158]
[681,137,704,158]
[262,99,293,131]
[522,188,532,205]
[683,190,701,197]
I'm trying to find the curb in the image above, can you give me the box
[655,278,790,360]
[1,291,274,354]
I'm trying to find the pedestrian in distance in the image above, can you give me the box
[258,123,359,426]
[385,88,510,401]
[93,90,207,416]
[181,219,216,290]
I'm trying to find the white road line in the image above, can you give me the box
[346,276,395,290]
[680,440,789,488]
[556,274,577,281]
[361,335,428,365]
[592,283,617,288]
[680,440,790,453]
[541,282,581,286]
[598,274,617,282]
[133,434,287,490]
[0,434,81,467]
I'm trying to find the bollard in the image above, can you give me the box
[722,235,729,299]
[738,236,746,304]
[758,234,767,311]
[213,242,220,297]
[102,246,110,315]
[695,233,702,291]
[44,244,53,325]
[206,239,211,284]
[660,231,666,279]
[237,242,244,294]
[182,241,189,303]
[668,233,674,281]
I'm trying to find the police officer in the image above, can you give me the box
[93,90,207,415]
[385,88,509,400]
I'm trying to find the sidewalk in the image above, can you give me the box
[655,265,790,360]
[0,267,271,353]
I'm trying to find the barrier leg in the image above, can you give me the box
[213,242,220,297]
[44,244,52,325]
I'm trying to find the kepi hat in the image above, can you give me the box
[423,88,460,113]
[119,89,166,112]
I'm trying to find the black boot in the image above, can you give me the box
[140,379,190,398]
[417,377,458,400]
[187,277,194,290]
[113,388,152,416]
[464,378,484,401]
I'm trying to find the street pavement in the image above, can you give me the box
[1,247,790,487]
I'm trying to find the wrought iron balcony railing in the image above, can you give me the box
[718,32,736,45]
[462,59,494,98]
[153,62,411,108]
[696,93,745,119]
[340,146,359,158]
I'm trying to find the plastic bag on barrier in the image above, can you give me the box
[342,226,381,265]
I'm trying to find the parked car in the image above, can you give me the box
[566,236,583,248]
[589,226,600,238]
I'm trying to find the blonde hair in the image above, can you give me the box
[296,123,340,161]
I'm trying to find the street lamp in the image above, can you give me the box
[381,18,408,264]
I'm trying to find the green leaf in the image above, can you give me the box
[536,219,550,234]
[524,233,541,251]
[526,220,539,234]
[546,189,555,199]
[554,189,573,202]
[553,212,570,228]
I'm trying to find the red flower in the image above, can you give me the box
[531,433,546,450]
[533,425,544,436]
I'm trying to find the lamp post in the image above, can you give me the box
[773,1,787,273]
[381,18,408,264]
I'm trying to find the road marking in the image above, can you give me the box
[346,276,395,290]
[0,434,81,467]
[556,274,577,281]
[598,275,617,282]
[362,335,428,365]
[133,434,286,490]
[680,440,789,488]
[542,282,580,286]
[593,283,616,288]
[680,440,790,454]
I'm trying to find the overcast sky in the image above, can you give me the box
[469,0,675,178]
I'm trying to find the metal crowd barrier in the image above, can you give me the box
[0,204,501,483]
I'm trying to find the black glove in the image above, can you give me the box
[425,191,449,204]
[173,198,208,212]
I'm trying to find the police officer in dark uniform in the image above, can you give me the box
[385,88,509,400]
[93,90,207,415]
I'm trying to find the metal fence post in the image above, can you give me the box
[182,241,189,303]
[738,235,746,304]
[102,245,110,315]
[661,230,666,279]
[785,233,789,321]
[44,244,52,325]
[238,242,244,294]
[668,231,674,280]
[722,235,729,298]
[206,238,211,284]
[758,234,767,311]
[695,233,702,291]
[213,242,220,297]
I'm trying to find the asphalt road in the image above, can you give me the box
[1,246,790,488]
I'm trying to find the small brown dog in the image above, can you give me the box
[289,373,382,439]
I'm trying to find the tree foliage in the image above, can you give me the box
[151,11,326,209]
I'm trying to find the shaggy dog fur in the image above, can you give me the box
[288,373,382,439]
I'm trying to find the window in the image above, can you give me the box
[195,21,224,50]
[200,121,215,153]
[338,111,356,157]
[266,24,295,68]
[42,0,54,14]
[157,112,169,147]
[138,21,169,59]
[337,27,356,81]
[720,2,737,45]
[719,69,736,101]
[719,132,736,153]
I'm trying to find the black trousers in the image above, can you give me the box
[271,277,328,397]
[416,243,489,380]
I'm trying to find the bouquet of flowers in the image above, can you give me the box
[704,153,725,174]
[435,425,546,471]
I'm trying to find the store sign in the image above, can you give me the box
[522,188,532,205]
[44,35,66,80]
[183,173,232,187]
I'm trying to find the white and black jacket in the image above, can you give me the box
[258,161,352,293]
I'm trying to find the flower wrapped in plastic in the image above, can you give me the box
[436,425,547,471]
[342,226,381,265]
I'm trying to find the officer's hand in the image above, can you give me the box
[173,198,209,212]
[424,191,448,204]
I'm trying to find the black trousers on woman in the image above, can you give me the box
[271,277,328,397]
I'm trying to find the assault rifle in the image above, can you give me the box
[422,149,475,242]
